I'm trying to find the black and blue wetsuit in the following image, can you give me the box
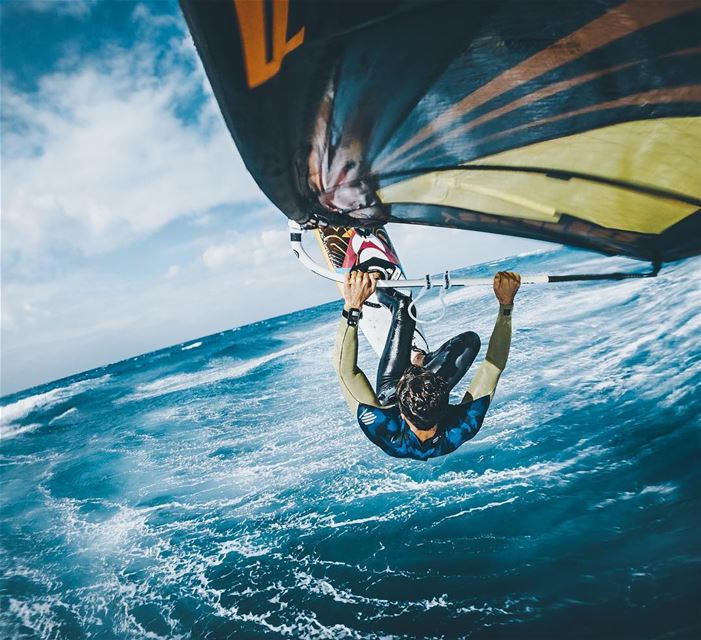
[356,396,490,460]
[333,287,514,461]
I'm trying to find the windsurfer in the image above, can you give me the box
[333,271,520,460]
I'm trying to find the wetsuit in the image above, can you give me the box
[374,287,481,404]
[333,293,513,460]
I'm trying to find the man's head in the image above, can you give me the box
[396,365,449,430]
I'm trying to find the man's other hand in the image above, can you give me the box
[343,271,380,309]
[493,271,521,306]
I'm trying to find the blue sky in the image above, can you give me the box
[1,0,545,395]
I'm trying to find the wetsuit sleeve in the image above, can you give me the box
[462,304,512,402]
[333,317,382,413]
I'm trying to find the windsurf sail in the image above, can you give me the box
[180,0,701,264]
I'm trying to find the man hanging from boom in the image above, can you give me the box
[333,271,521,460]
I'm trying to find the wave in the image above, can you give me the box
[1,423,43,440]
[181,341,203,351]
[7,596,64,639]
[512,247,559,259]
[48,408,78,425]
[292,569,527,626]
[442,496,519,521]
[1,375,111,437]
[592,483,678,510]
[218,536,272,559]
[123,339,317,402]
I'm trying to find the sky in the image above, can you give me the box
[0,0,547,396]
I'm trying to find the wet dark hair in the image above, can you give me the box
[396,365,449,430]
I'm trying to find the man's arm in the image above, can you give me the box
[332,271,383,413]
[462,304,512,402]
[333,319,382,412]
[462,271,520,402]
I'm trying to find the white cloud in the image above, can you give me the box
[1,15,263,280]
[202,244,238,271]
[165,265,180,279]
[22,302,52,319]
[260,228,287,248]
[202,229,289,271]
[20,0,99,18]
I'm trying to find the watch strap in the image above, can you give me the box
[342,307,362,326]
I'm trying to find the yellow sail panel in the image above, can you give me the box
[467,117,701,201]
[378,171,560,223]
[378,167,696,235]
[379,117,701,235]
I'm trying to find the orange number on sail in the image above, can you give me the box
[233,0,305,89]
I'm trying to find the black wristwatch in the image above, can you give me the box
[342,307,362,327]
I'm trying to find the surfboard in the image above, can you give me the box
[314,226,428,356]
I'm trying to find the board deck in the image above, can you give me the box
[314,226,428,357]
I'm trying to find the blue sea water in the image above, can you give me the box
[1,248,700,640]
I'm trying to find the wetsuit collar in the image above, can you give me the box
[403,417,444,449]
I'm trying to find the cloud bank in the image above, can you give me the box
[2,8,259,280]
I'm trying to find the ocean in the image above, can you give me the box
[1,248,700,639]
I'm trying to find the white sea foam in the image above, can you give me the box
[1,423,43,440]
[294,568,520,629]
[592,483,678,509]
[218,536,272,559]
[123,340,316,402]
[181,341,203,351]
[1,375,110,438]
[8,598,59,639]
[345,449,604,503]
[513,247,558,259]
[442,496,519,520]
[325,514,386,529]
[295,570,393,607]
[48,408,78,425]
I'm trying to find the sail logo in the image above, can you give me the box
[233,0,305,89]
